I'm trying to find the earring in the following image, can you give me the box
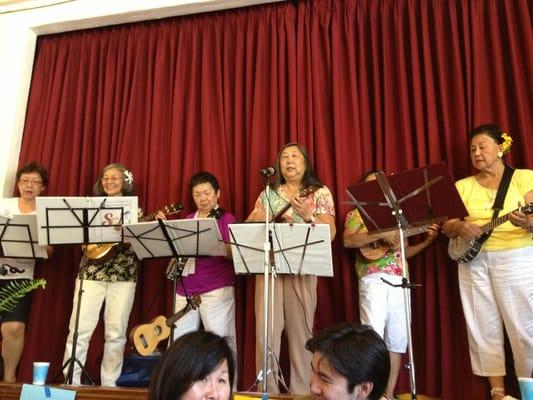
[497,151,503,158]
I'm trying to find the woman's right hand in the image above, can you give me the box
[155,210,167,220]
[456,221,483,241]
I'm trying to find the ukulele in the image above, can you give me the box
[270,186,317,223]
[130,295,201,356]
[358,224,435,261]
[86,202,183,262]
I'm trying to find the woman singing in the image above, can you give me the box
[246,143,336,394]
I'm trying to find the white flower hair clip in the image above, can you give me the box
[123,169,134,185]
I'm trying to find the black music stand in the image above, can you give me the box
[36,196,138,385]
[228,222,333,392]
[123,217,226,348]
[0,212,48,262]
[346,162,467,399]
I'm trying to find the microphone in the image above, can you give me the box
[260,166,276,177]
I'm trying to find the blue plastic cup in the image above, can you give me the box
[518,377,533,400]
[32,362,49,385]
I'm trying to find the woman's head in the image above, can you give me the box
[189,172,221,215]
[16,161,49,201]
[468,124,510,171]
[274,143,322,189]
[92,163,134,196]
[148,331,235,400]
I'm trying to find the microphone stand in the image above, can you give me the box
[261,175,272,393]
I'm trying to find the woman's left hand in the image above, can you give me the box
[291,196,313,221]
[425,223,441,243]
[508,201,533,232]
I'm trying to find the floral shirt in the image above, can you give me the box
[253,184,335,222]
[78,243,138,282]
[344,209,403,279]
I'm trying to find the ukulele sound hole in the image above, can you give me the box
[153,326,162,335]
[140,334,148,349]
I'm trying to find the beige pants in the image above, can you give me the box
[255,274,316,394]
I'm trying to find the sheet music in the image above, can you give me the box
[36,196,138,245]
[228,223,333,277]
[123,218,227,260]
[0,213,48,259]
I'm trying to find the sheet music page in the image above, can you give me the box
[0,214,48,258]
[36,196,138,245]
[124,218,225,260]
[228,223,266,274]
[228,223,333,277]
[272,223,333,276]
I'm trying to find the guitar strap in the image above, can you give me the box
[487,164,515,237]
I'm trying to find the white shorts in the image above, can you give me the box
[359,273,408,353]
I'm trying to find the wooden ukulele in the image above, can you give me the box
[358,224,434,261]
[130,295,201,356]
[86,202,183,262]
[270,186,317,223]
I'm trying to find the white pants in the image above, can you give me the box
[63,279,136,386]
[459,246,533,377]
[172,286,237,356]
[359,273,408,353]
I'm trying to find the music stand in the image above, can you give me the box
[123,218,226,260]
[0,212,48,262]
[36,196,138,385]
[346,162,467,399]
[228,223,332,276]
[228,222,333,391]
[123,218,227,349]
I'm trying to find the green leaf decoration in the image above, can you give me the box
[0,279,46,312]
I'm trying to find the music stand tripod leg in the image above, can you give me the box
[54,275,95,385]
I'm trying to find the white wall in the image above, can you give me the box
[0,0,282,196]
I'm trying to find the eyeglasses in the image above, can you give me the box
[19,178,43,185]
[102,176,122,183]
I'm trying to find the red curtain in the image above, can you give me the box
[15,0,532,398]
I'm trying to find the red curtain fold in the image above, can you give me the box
[15,1,532,398]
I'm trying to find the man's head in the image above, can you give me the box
[306,323,390,400]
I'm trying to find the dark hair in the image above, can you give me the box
[306,322,390,400]
[92,163,134,195]
[16,161,49,186]
[189,171,220,193]
[469,124,504,144]
[148,331,235,400]
[273,142,323,190]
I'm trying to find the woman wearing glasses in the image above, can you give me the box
[62,163,138,386]
[0,162,52,383]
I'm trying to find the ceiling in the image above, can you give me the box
[0,0,72,14]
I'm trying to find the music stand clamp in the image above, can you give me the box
[346,163,467,399]
[36,196,138,385]
[228,221,333,392]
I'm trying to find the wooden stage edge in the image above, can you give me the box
[0,382,148,400]
[0,383,298,400]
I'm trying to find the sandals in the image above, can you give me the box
[491,387,518,400]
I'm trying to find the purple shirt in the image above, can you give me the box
[176,211,236,295]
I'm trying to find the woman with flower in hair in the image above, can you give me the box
[442,124,533,400]
[62,163,139,386]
